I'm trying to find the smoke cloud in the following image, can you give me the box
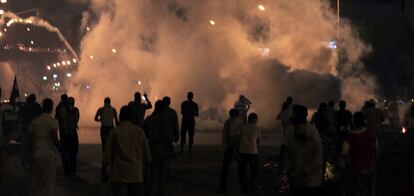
[69,0,376,128]
[0,12,80,61]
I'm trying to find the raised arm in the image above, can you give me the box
[144,93,152,109]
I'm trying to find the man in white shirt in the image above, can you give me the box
[238,113,261,194]
[94,97,119,152]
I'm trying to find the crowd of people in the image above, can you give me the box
[0,88,413,196]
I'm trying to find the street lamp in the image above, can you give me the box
[0,0,7,4]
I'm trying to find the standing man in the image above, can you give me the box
[234,95,252,122]
[20,94,42,169]
[163,96,180,151]
[180,91,199,154]
[143,101,173,196]
[238,113,261,194]
[129,92,152,127]
[63,97,80,176]
[55,94,77,177]
[95,97,119,152]
[95,97,119,182]
[104,106,152,196]
[30,98,61,196]
[217,109,242,193]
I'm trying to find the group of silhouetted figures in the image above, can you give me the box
[2,90,414,196]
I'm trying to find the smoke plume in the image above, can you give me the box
[69,0,376,128]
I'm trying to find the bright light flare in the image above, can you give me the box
[89,55,94,60]
[0,32,2,37]
[0,10,4,15]
[112,48,117,53]
[258,4,266,11]
[66,60,71,65]
[62,61,66,65]
[86,27,90,31]
[42,76,47,81]
[72,58,77,63]
[66,73,72,78]
[1,0,7,4]
[47,66,51,70]
[402,127,407,134]
[138,81,142,85]
[30,40,34,45]
[27,27,30,32]
[209,20,216,26]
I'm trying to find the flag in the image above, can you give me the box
[9,76,20,104]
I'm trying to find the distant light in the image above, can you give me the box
[138,81,142,85]
[26,27,30,32]
[47,66,51,70]
[0,10,4,15]
[66,73,72,78]
[1,0,7,4]
[257,48,270,57]
[28,47,32,51]
[62,61,66,65]
[86,27,90,31]
[142,96,146,101]
[403,127,407,134]
[3,28,6,32]
[42,76,47,81]
[0,32,2,37]
[326,40,337,49]
[57,62,60,66]
[66,60,71,65]
[30,40,34,45]
[112,48,117,53]
[24,93,28,97]
[72,58,77,63]
[258,4,266,11]
[86,85,91,89]
[411,99,414,103]
[89,55,94,60]
[53,74,58,79]
[209,20,216,26]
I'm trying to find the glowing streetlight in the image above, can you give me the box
[66,73,72,78]
[30,40,34,45]
[209,20,216,26]
[1,0,7,4]
[258,4,265,11]
[72,58,77,63]
[42,76,47,81]
[47,66,51,70]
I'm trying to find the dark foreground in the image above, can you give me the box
[1,143,414,196]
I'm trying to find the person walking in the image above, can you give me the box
[143,101,174,196]
[129,92,152,127]
[238,113,261,194]
[217,109,242,193]
[30,98,62,196]
[104,106,152,196]
[180,92,198,154]
[285,105,323,196]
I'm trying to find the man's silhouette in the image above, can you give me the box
[20,94,42,168]
[94,97,119,152]
[104,106,152,196]
[143,101,173,196]
[180,92,198,154]
[128,92,152,127]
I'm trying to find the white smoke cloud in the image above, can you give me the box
[69,0,376,128]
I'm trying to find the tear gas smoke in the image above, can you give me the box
[69,0,376,128]
[0,12,80,61]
